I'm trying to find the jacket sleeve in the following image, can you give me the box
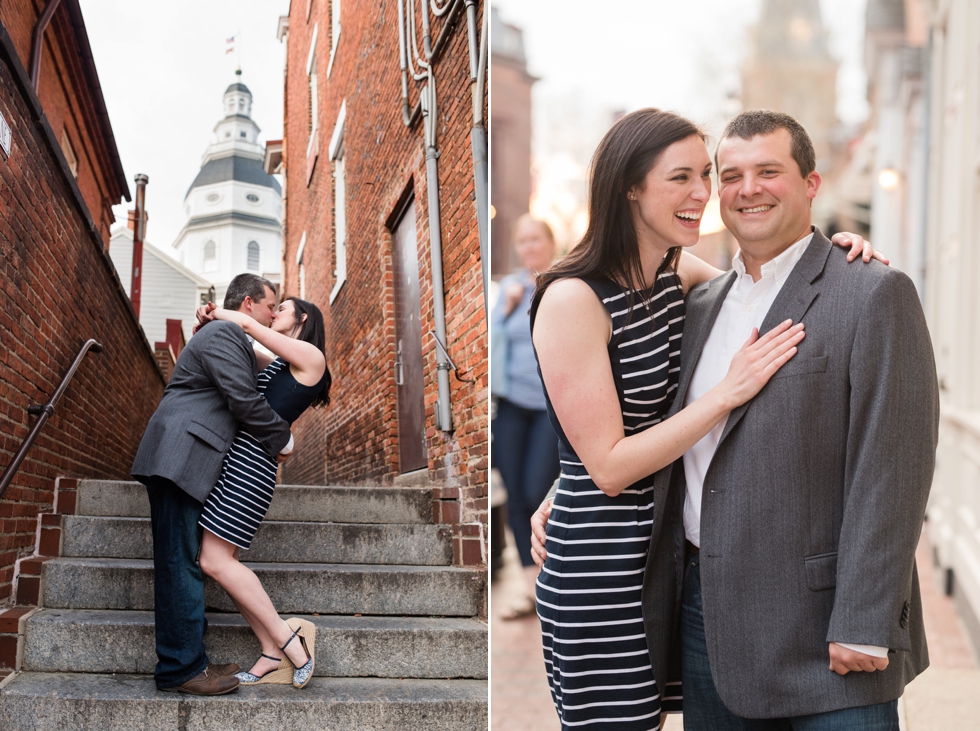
[827,269,939,650]
[199,324,292,457]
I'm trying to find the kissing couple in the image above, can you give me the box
[132,273,331,695]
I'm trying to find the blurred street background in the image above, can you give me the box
[490,0,980,728]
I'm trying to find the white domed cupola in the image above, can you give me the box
[171,69,284,305]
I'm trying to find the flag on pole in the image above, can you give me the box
[226,34,236,54]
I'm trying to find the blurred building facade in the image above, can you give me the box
[917,0,980,658]
[854,0,980,658]
[741,0,849,230]
[490,7,533,277]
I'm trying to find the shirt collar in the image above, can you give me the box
[732,230,814,284]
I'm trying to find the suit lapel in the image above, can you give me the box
[716,229,832,445]
[672,270,737,415]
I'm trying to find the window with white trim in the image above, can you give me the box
[203,240,217,272]
[296,232,307,301]
[247,241,260,271]
[60,129,78,179]
[327,0,341,77]
[329,102,347,303]
[306,24,319,159]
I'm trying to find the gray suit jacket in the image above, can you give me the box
[131,320,291,503]
[642,229,939,718]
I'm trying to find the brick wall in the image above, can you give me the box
[279,1,487,569]
[0,24,165,607]
[0,0,129,245]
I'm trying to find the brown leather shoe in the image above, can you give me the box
[208,661,241,677]
[159,666,240,695]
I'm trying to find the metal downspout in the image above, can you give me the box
[466,0,489,316]
[30,0,64,90]
[420,73,454,432]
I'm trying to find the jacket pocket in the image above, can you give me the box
[772,355,828,379]
[804,551,838,591]
[187,420,228,452]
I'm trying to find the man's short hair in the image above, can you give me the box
[719,110,816,178]
[223,273,277,310]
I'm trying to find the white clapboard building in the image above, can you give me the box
[109,225,213,345]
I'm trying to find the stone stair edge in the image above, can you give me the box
[76,479,438,492]
[43,556,482,573]
[0,673,488,731]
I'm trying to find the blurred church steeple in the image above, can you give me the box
[741,0,840,166]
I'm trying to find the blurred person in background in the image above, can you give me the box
[491,214,560,620]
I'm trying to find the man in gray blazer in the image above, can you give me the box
[532,111,938,729]
[669,111,937,729]
[132,273,293,695]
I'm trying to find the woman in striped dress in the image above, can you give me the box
[196,297,331,689]
[530,109,877,730]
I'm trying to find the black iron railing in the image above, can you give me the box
[0,339,103,500]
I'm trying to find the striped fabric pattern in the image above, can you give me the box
[536,273,685,730]
[199,359,285,550]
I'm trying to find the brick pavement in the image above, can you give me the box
[491,525,978,730]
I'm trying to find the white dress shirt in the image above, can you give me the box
[679,233,885,659]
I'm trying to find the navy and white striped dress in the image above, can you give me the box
[535,273,685,730]
[200,357,324,550]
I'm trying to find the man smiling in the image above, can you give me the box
[672,110,938,729]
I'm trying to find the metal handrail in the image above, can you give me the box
[0,339,103,500]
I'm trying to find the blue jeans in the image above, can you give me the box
[681,554,899,731]
[144,476,210,688]
[492,398,560,567]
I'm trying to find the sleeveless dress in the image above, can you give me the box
[199,357,326,550]
[535,272,685,731]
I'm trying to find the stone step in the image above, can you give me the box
[23,609,488,679]
[41,558,485,617]
[0,673,488,731]
[76,480,434,524]
[60,515,453,565]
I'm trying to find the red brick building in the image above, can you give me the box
[277,1,488,568]
[490,7,534,277]
[0,6,163,609]
[0,0,130,244]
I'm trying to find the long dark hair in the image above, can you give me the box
[532,109,704,321]
[285,297,331,408]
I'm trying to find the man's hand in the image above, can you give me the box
[192,301,218,334]
[828,643,889,675]
[530,498,554,567]
[276,451,293,463]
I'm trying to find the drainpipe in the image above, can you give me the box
[396,0,423,127]
[131,174,148,318]
[465,0,489,316]
[420,72,454,432]
[30,0,64,90]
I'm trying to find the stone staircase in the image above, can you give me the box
[0,480,488,730]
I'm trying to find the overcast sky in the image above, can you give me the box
[79,0,289,250]
[492,0,869,130]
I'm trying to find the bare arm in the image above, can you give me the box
[533,278,804,496]
[211,308,325,385]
